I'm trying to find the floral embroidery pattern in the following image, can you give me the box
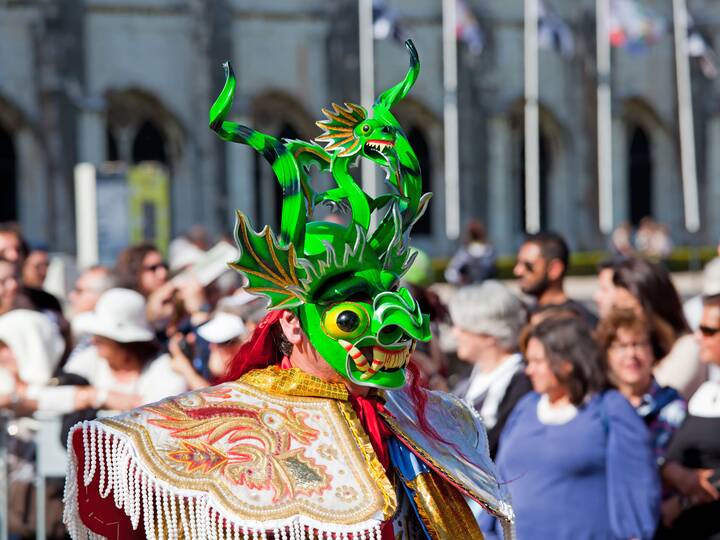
[168,441,228,473]
[147,395,332,502]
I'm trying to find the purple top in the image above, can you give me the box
[480,390,660,540]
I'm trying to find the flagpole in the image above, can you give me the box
[524,0,540,233]
[359,0,377,210]
[596,0,613,234]
[672,0,700,232]
[442,0,461,240]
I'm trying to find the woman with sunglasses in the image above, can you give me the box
[115,243,168,297]
[657,294,720,539]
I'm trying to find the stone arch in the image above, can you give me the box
[105,89,185,170]
[0,114,17,222]
[249,91,316,229]
[619,98,674,227]
[393,98,442,241]
[0,95,44,230]
[508,100,567,233]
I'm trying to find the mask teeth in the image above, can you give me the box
[360,358,385,381]
[338,339,369,371]
[362,353,386,380]
[386,349,408,369]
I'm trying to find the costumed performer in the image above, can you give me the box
[62,39,514,540]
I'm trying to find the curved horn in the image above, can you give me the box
[209,62,306,249]
[375,40,420,111]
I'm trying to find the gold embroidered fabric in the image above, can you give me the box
[240,365,349,401]
[336,400,397,521]
[408,471,485,540]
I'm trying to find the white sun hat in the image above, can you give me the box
[197,313,247,344]
[75,288,155,343]
[0,309,65,386]
[702,257,720,297]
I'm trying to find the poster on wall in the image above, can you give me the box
[95,165,130,266]
[74,161,171,268]
[127,162,170,256]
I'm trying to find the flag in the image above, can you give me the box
[373,0,407,43]
[538,0,574,57]
[687,15,718,79]
[456,0,484,55]
[609,0,666,53]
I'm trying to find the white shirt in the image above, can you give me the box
[687,381,720,418]
[464,353,523,429]
[536,394,579,425]
[64,346,188,405]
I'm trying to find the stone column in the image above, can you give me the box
[653,130,682,237]
[611,117,627,228]
[77,110,106,165]
[16,129,49,243]
[487,115,514,253]
[705,116,720,238]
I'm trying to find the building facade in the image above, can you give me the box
[0,0,718,256]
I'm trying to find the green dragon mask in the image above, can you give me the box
[209,40,431,389]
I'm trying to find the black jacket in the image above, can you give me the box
[484,370,533,459]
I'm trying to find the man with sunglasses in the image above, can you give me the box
[513,231,598,327]
[658,294,720,537]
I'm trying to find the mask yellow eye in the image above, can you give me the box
[361,124,371,133]
[322,303,371,340]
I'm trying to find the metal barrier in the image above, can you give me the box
[33,412,68,540]
[0,412,9,540]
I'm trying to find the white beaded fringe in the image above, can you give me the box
[63,421,384,540]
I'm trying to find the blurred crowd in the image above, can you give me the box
[610,217,674,262]
[443,225,720,540]
[0,222,264,537]
[1,217,719,539]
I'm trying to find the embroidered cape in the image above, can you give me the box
[63,366,514,539]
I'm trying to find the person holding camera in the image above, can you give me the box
[168,312,248,390]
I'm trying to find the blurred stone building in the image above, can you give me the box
[0,0,718,256]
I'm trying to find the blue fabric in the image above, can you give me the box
[635,379,686,464]
[387,438,432,540]
[479,391,660,540]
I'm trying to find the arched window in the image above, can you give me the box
[628,125,652,225]
[0,125,16,222]
[253,123,299,230]
[132,120,167,165]
[106,127,119,161]
[518,131,551,231]
[407,126,432,235]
